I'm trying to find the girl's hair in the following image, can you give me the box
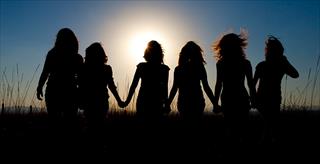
[179,41,206,66]
[265,35,284,61]
[85,42,108,65]
[144,40,164,64]
[54,28,79,54]
[213,32,248,61]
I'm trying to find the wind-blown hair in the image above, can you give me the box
[265,35,284,61]
[54,28,79,55]
[179,41,206,66]
[85,42,108,65]
[213,32,248,61]
[144,40,164,64]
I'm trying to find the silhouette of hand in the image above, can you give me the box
[250,102,257,109]
[36,89,43,101]
[118,100,126,108]
[250,98,257,109]
[163,104,171,114]
[123,100,130,108]
[212,104,222,113]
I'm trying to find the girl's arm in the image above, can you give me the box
[283,56,299,78]
[163,67,170,113]
[214,63,222,106]
[253,64,260,88]
[164,67,169,102]
[125,66,141,106]
[37,55,50,100]
[245,61,256,108]
[167,68,178,106]
[107,67,124,106]
[201,66,216,106]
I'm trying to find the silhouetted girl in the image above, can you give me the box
[124,40,170,120]
[79,42,124,131]
[213,32,256,143]
[253,36,299,143]
[37,28,83,130]
[167,41,217,120]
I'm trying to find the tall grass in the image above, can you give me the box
[108,75,135,113]
[108,74,182,115]
[1,64,45,114]
[282,54,320,111]
[310,54,320,109]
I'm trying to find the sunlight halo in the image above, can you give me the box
[128,31,166,63]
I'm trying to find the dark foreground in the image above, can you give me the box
[0,110,319,162]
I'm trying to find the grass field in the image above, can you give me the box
[0,109,319,162]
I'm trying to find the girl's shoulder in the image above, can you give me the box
[242,59,253,70]
[256,60,266,66]
[161,64,170,71]
[137,62,169,70]
[75,54,84,63]
[216,59,222,63]
[243,58,252,64]
[47,48,56,57]
[75,53,83,59]
[216,59,224,66]
[137,62,147,68]
[104,64,112,71]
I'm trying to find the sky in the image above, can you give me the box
[1,0,319,110]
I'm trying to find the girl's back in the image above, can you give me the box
[137,62,169,108]
[256,56,298,104]
[254,36,299,105]
[175,63,205,103]
[45,48,83,90]
[218,59,250,100]
[81,65,112,99]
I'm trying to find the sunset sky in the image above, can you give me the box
[1,0,319,110]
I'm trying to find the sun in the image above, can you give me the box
[128,31,165,63]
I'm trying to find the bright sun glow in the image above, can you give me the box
[129,31,165,63]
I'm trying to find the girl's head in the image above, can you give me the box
[85,42,108,65]
[265,35,284,61]
[179,41,205,66]
[213,32,248,61]
[54,28,79,54]
[144,40,164,64]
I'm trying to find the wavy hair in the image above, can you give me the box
[265,35,284,61]
[213,32,248,61]
[144,40,164,64]
[179,41,206,66]
[85,42,108,65]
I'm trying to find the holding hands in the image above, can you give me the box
[36,86,43,101]
[117,100,126,108]
[117,98,130,109]
[164,101,171,114]
[212,104,222,113]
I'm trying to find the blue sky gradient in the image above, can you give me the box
[1,0,319,109]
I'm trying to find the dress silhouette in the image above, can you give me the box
[79,42,123,131]
[79,42,123,152]
[124,40,170,120]
[167,41,217,120]
[37,28,83,131]
[253,36,299,143]
[213,32,256,145]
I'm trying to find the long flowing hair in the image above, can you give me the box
[179,41,206,66]
[265,35,284,62]
[213,31,248,61]
[53,28,79,55]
